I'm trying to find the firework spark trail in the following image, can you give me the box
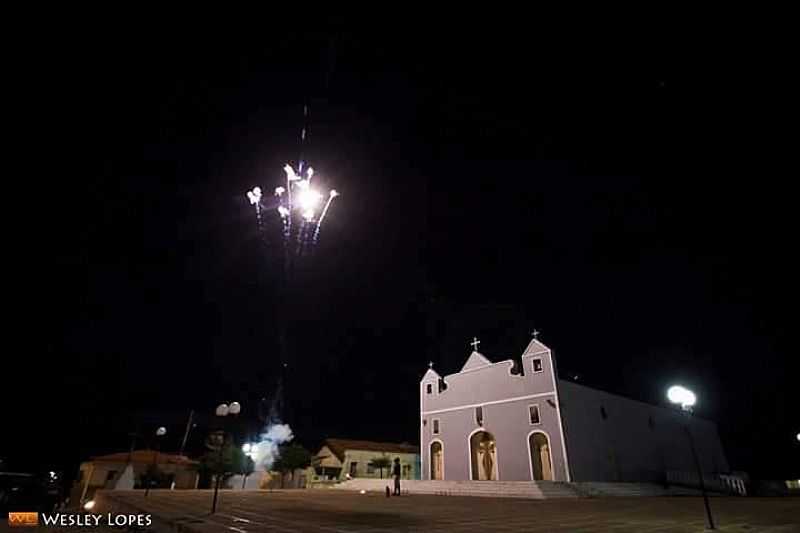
[313,190,338,245]
[247,187,264,231]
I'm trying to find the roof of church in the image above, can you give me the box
[421,337,553,381]
[321,439,419,462]
[460,350,493,371]
[523,337,549,355]
[89,450,198,466]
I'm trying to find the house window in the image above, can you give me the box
[367,463,375,475]
[402,464,411,478]
[432,419,440,435]
[532,357,543,373]
[105,470,117,482]
[475,406,484,426]
[529,404,541,425]
[426,383,433,394]
[349,462,358,477]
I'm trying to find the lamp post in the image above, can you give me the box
[241,443,257,489]
[667,385,715,530]
[211,402,240,514]
[144,427,167,498]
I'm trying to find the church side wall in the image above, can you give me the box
[558,380,730,482]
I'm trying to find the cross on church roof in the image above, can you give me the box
[532,329,540,339]
[470,336,481,351]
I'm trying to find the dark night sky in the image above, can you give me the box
[4,20,797,483]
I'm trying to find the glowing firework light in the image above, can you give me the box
[247,163,338,257]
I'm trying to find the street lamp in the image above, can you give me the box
[144,427,167,497]
[667,385,715,530]
[240,442,258,488]
[211,402,241,514]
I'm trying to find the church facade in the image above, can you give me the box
[420,337,730,483]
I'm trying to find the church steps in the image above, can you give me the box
[329,479,580,499]
[329,479,709,499]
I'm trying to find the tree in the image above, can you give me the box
[369,455,393,479]
[272,443,311,488]
[198,432,251,488]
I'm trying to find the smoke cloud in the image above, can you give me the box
[252,422,294,471]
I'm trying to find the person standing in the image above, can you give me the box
[392,458,401,496]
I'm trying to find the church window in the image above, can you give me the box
[426,383,433,394]
[600,406,608,420]
[432,419,440,435]
[475,406,484,426]
[648,416,655,429]
[532,358,543,373]
[529,404,541,425]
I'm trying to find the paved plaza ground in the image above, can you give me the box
[82,489,800,533]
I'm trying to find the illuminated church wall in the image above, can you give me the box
[420,338,570,481]
[420,338,730,483]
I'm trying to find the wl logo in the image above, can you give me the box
[8,513,39,527]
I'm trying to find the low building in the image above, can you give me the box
[70,450,198,505]
[313,439,420,481]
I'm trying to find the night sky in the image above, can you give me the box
[5,21,797,484]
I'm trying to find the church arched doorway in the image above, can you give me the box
[528,431,553,481]
[430,440,444,480]
[469,430,498,480]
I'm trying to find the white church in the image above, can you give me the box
[420,336,730,483]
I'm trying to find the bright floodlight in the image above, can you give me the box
[242,443,252,453]
[215,403,229,417]
[83,500,96,510]
[330,189,339,197]
[796,432,800,442]
[667,385,696,410]
[156,427,167,436]
[228,401,241,415]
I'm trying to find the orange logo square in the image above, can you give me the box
[8,512,38,527]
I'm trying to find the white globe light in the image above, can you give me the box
[215,404,229,417]
[83,500,96,510]
[228,402,241,415]
[242,443,251,453]
[156,427,167,436]
[796,432,800,442]
[667,385,696,408]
